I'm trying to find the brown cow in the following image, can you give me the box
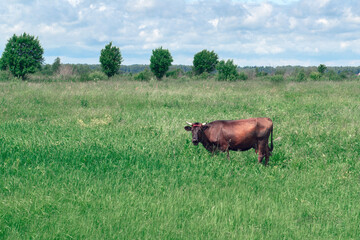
[184,118,273,165]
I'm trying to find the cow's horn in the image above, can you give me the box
[186,121,192,125]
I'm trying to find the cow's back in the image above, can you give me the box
[254,118,273,138]
[204,119,259,150]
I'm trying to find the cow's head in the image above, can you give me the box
[184,122,208,145]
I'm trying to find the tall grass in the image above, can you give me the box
[1,79,360,239]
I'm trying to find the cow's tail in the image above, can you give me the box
[269,126,273,152]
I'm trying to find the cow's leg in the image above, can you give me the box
[264,144,270,165]
[257,141,265,164]
[226,140,231,160]
[219,141,230,160]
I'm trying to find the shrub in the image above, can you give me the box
[0,33,44,79]
[296,69,306,82]
[270,74,284,83]
[52,57,61,74]
[79,73,92,82]
[185,71,194,78]
[338,71,348,80]
[41,64,53,76]
[196,72,211,80]
[100,42,123,78]
[238,72,248,81]
[275,68,285,76]
[150,47,173,80]
[88,71,107,81]
[255,67,268,77]
[193,50,219,75]
[216,59,239,81]
[309,71,322,81]
[0,71,11,81]
[134,69,153,81]
[326,70,343,81]
[166,69,184,79]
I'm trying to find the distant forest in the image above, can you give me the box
[72,64,360,75]
[69,64,360,75]
[120,64,193,74]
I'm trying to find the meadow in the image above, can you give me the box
[1,78,359,239]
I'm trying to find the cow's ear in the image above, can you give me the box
[202,125,209,131]
[184,126,192,131]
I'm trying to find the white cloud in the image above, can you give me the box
[209,18,219,28]
[67,0,83,7]
[89,4,106,11]
[289,17,297,29]
[131,0,155,11]
[139,29,161,43]
[316,18,329,25]
[340,42,350,49]
[39,24,66,35]
[344,7,360,24]
[243,2,273,26]
[1,0,360,66]
[318,0,330,8]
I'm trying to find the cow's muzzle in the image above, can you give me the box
[192,140,199,145]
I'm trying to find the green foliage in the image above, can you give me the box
[338,71,349,80]
[270,74,284,83]
[325,69,345,81]
[88,71,107,81]
[72,64,99,75]
[238,72,248,81]
[274,68,286,76]
[52,57,61,74]
[216,59,239,81]
[193,49,219,75]
[195,71,211,80]
[295,69,306,82]
[0,70,12,81]
[120,64,148,74]
[318,64,327,74]
[0,33,44,79]
[166,68,184,79]
[100,42,123,78]
[150,47,173,80]
[185,70,194,78]
[255,67,268,77]
[41,64,53,76]
[40,57,61,76]
[134,68,153,81]
[309,71,322,81]
[77,71,106,82]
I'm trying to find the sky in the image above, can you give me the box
[1,0,360,66]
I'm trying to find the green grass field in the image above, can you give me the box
[1,79,360,239]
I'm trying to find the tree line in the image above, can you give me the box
[1,33,360,82]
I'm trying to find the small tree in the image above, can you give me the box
[310,71,321,81]
[99,42,123,78]
[52,57,61,74]
[134,68,153,81]
[318,64,327,75]
[296,69,306,82]
[150,47,173,80]
[193,49,218,75]
[216,59,239,81]
[0,33,44,79]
